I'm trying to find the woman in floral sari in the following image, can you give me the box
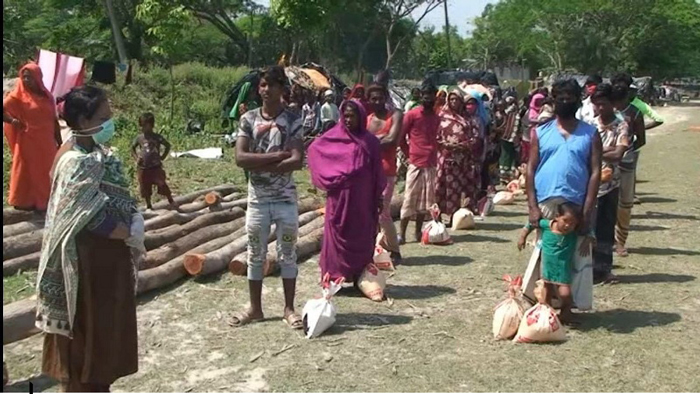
[436,90,482,222]
[36,86,144,392]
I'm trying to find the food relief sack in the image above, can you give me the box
[493,191,515,205]
[513,280,566,343]
[452,198,476,231]
[421,204,453,245]
[373,233,395,271]
[358,263,386,302]
[302,274,345,338]
[493,275,527,340]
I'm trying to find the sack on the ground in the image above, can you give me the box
[421,204,453,245]
[452,199,476,231]
[358,263,386,302]
[493,275,527,340]
[506,180,523,196]
[302,274,344,338]
[373,243,395,272]
[477,195,495,217]
[493,191,515,205]
[572,237,593,311]
[513,280,566,343]
[518,174,527,189]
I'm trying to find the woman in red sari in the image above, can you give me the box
[436,90,482,222]
[3,63,61,212]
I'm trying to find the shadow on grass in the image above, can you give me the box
[628,247,700,256]
[632,211,698,221]
[327,312,413,334]
[386,284,457,300]
[471,222,524,232]
[578,309,681,334]
[452,233,511,244]
[4,374,56,393]
[489,210,527,218]
[617,273,696,284]
[136,277,189,305]
[628,224,669,232]
[639,196,677,204]
[402,255,473,267]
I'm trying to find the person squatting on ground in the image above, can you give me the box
[130,112,176,211]
[399,83,441,244]
[366,84,404,264]
[232,66,305,329]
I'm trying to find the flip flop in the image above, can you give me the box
[282,313,303,330]
[615,247,629,257]
[602,273,620,285]
[228,311,263,327]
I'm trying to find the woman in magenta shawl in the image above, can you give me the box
[308,100,386,283]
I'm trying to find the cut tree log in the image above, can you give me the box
[262,228,324,277]
[137,228,247,294]
[3,230,44,261]
[228,215,325,276]
[3,297,39,345]
[141,209,169,221]
[3,209,41,226]
[214,198,247,211]
[3,219,44,238]
[204,192,222,205]
[149,184,237,210]
[3,251,41,277]
[144,207,245,250]
[143,211,206,232]
[142,216,246,269]
[222,193,242,203]
[186,209,323,277]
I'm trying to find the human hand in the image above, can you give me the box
[517,234,527,251]
[274,150,292,161]
[528,206,542,228]
[125,213,146,254]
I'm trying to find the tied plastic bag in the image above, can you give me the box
[506,180,524,196]
[477,194,495,218]
[493,275,527,340]
[493,191,515,205]
[358,263,386,302]
[373,245,395,272]
[302,274,345,338]
[513,280,566,343]
[452,198,476,231]
[421,204,453,245]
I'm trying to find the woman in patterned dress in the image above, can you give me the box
[436,90,482,223]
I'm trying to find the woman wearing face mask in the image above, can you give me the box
[3,62,62,213]
[37,86,142,392]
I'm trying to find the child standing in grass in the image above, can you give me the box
[518,202,591,323]
[131,112,176,210]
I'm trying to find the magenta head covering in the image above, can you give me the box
[308,100,375,191]
[529,93,545,122]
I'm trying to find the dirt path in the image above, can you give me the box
[4,106,700,392]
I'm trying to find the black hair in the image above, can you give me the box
[62,85,107,129]
[586,74,603,86]
[260,65,287,88]
[551,79,582,99]
[411,87,421,96]
[611,84,630,102]
[591,83,613,101]
[611,72,633,88]
[366,83,388,98]
[420,82,437,95]
[139,112,155,125]
[557,202,581,218]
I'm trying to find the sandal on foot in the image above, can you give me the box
[228,311,263,327]
[282,313,303,330]
[615,247,629,257]
[602,273,620,285]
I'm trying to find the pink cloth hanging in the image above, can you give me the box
[37,49,85,99]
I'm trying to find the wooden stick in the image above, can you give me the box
[3,297,39,345]
[144,207,245,250]
[2,230,44,261]
[3,251,41,277]
[3,219,44,238]
[142,216,246,269]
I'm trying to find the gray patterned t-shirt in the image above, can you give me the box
[239,108,302,203]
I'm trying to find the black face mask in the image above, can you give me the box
[554,99,580,119]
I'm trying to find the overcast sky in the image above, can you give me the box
[252,0,499,37]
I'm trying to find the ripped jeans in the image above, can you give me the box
[246,201,299,281]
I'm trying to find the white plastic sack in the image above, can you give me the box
[421,204,453,245]
[572,237,593,311]
[493,275,527,340]
[452,208,476,231]
[302,274,345,339]
[373,244,394,271]
[170,147,223,159]
[513,280,567,343]
[493,191,515,205]
[477,195,495,218]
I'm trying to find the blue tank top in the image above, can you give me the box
[534,119,595,206]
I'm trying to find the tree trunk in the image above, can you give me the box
[2,230,44,261]
[183,231,253,277]
[3,251,41,277]
[228,211,324,276]
[149,184,237,211]
[3,219,44,238]
[222,193,242,203]
[137,228,247,295]
[143,216,246,269]
[144,207,245,250]
[143,211,206,232]
[3,209,41,226]
[3,297,39,345]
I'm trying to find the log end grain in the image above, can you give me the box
[183,254,206,276]
[204,192,222,205]
[228,259,247,276]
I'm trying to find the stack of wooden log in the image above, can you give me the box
[3,184,403,347]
